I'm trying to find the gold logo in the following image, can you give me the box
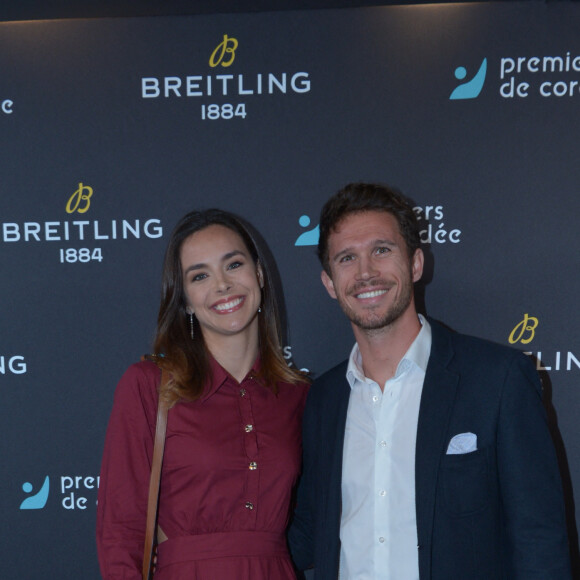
[66,183,93,214]
[209,35,238,68]
[508,313,539,345]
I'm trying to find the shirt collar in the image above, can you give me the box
[346,314,432,388]
[200,354,261,402]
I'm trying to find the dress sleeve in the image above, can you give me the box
[96,362,160,580]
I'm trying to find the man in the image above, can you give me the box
[289,182,571,579]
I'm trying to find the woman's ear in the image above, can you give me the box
[257,262,265,289]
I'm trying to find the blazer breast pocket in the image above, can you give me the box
[440,447,492,517]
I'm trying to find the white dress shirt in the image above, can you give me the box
[339,315,432,580]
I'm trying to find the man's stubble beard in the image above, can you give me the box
[336,276,414,334]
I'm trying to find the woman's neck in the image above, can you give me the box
[203,323,260,383]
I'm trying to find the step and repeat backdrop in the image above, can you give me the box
[2,1,580,577]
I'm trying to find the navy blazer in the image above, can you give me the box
[288,320,571,579]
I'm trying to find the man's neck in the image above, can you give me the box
[353,309,422,390]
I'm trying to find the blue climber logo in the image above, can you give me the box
[20,476,50,510]
[450,58,487,100]
[295,215,320,246]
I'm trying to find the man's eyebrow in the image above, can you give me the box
[331,239,397,262]
[331,246,356,262]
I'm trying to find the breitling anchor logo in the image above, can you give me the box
[66,183,93,214]
[508,313,539,345]
[209,35,238,68]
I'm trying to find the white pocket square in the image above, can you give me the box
[446,432,477,455]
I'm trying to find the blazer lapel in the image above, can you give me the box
[318,361,350,574]
[415,322,459,579]
[329,363,351,514]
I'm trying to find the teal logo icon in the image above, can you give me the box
[450,58,487,100]
[295,215,319,246]
[20,476,50,510]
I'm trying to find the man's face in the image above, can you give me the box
[321,211,423,333]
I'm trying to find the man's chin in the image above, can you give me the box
[348,304,411,332]
[350,313,392,331]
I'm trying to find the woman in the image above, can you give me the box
[97,209,309,579]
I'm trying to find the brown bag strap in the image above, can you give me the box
[142,365,170,580]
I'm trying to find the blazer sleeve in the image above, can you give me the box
[498,352,571,578]
[96,362,160,580]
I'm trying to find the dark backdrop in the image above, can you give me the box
[1,2,579,577]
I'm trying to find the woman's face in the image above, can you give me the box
[180,224,263,343]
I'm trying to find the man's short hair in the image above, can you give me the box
[317,182,421,274]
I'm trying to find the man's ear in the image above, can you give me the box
[321,269,337,299]
[412,248,424,283]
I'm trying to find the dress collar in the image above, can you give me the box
[200,354,261,402]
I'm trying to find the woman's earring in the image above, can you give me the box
[258,306,262,313]
[189,312,194,340]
